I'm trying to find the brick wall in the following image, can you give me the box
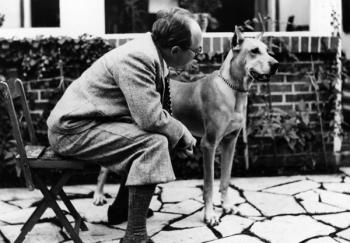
[108,33,340,123]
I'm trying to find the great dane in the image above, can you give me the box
[93,27,279,226]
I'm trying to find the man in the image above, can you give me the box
[47,7,202,243]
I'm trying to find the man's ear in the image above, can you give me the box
[231,26,244,50]
[170,46,181,55]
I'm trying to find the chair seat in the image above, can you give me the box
[16,145,86,170]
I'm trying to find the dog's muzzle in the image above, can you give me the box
[250,60,279,82]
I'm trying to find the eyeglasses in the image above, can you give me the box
[188,46,203,56]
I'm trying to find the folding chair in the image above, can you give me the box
[0,78,89,243]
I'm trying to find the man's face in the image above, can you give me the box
[169,20,203,69]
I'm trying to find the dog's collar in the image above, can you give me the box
[218,71,249,93]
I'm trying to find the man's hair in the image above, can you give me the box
[152,7,195,50]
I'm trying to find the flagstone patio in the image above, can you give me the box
[2,168,350,242]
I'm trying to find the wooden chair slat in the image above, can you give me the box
[15,79,38,144]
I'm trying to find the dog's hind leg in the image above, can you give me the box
[93,167,109,206]
[220,130,241,214]
[201,133,221,226]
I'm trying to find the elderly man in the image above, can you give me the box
[47,7,202,243]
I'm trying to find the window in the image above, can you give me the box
[105,0,150,33]
[31,0,60,27]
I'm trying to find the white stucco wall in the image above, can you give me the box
[310,0,341,35]
[279,0,310,31]
[60,0,105,35]
[0,0,20,28]
[149,0,178,13]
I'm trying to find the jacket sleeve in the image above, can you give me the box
[112,51,184,148]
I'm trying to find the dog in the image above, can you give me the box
[93,27,279,226]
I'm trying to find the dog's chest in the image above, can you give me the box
[224,111,245,135]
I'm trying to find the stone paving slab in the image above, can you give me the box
[231,176,305,191]
[161,187,202,203]
[58,198,112,223]
[262,180,320,195]
[209,234,264,243]
[244,191,305,216]
[213,214,253,237]
[323,182,350,193]
[64,222,125,243]
[295,190,320,201]
[334,237,350,243]
[152,226,217,243]
[0,201,20,215]
[316,189,350,210]
[314,212,350,228]
[250,215,335,243]
[0,207,56,224]
[170,210,206,229]
[9,198,40,209]
[306,174,344,183]
[159,180,202,188]
[306,237,339,243]
[236,202,262,217]
[336,227,350,241]
[299,200,345,214]
[0,222,64,243]
[161,199,203,215]
[0,188,42,201]
[2,173,350,242]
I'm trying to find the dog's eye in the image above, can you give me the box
[251,48,260,54]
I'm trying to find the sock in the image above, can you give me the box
[123,184,156,242]
[108,175,154,225]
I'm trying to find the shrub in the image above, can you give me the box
[0,34,113,79]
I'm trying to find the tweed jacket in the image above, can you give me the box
[47,32,185,148]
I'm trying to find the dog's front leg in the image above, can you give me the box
[220,130,241,214]
[201,135,220,226]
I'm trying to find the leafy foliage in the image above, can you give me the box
[248,101,316,153]
[0,35,113,80]
[178,0,223,14]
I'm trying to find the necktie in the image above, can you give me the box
[163,74,172,115]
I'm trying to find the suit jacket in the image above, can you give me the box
[47,32,184,148]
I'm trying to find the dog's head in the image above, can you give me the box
[231,27,279,82]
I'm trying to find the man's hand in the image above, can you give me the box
[176,126,197,159]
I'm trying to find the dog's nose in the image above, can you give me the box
[270,60,279,75]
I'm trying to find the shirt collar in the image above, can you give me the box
[163,60,170,77]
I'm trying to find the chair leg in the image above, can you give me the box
[14,172,72,243]
[59,189,88,231]
[35,174,84,243]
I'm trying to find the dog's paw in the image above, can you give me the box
[204,211,221,226]
[92,193,107,206]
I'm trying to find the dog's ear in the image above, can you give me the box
[256,31,264,41]
[231,26,244,50]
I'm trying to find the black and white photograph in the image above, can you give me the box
[0,0,350,242]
